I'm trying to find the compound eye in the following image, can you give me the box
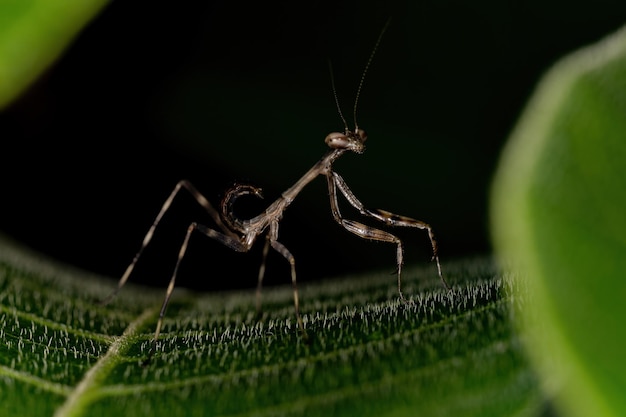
[356,128,367,142]
[325,132,350,149]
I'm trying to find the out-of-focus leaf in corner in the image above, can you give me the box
[492,25,626,417]
[0,0,109,109]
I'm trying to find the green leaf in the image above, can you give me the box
[0,234,543,416]
[491,26,626,417]
[0,0,108,110]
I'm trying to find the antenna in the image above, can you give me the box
[328,60,349,133]
[353,17,392,131]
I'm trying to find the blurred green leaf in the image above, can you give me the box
[0,0,108,109]
[0,235,544,416]
[491,25,626,417]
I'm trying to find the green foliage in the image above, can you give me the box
[491,25,626,417]
[0,235,544,416]
[0,0,108,109]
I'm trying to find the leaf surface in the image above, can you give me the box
[0,235,543,416]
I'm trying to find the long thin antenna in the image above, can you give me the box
[353,17,392,131]
[328,60,349,133]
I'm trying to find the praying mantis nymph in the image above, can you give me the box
[101,19,449,362]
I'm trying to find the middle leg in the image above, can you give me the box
[256,235,271,315]
[266,221,304,333]
[147,222,250,362]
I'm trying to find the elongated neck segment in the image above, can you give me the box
[280,149,344,203]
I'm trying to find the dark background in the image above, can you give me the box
[1,1,625,291]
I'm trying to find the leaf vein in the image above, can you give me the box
[0,364,72,396]
[52,306,157,417]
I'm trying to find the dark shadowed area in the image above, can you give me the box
[1,0,625,291]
